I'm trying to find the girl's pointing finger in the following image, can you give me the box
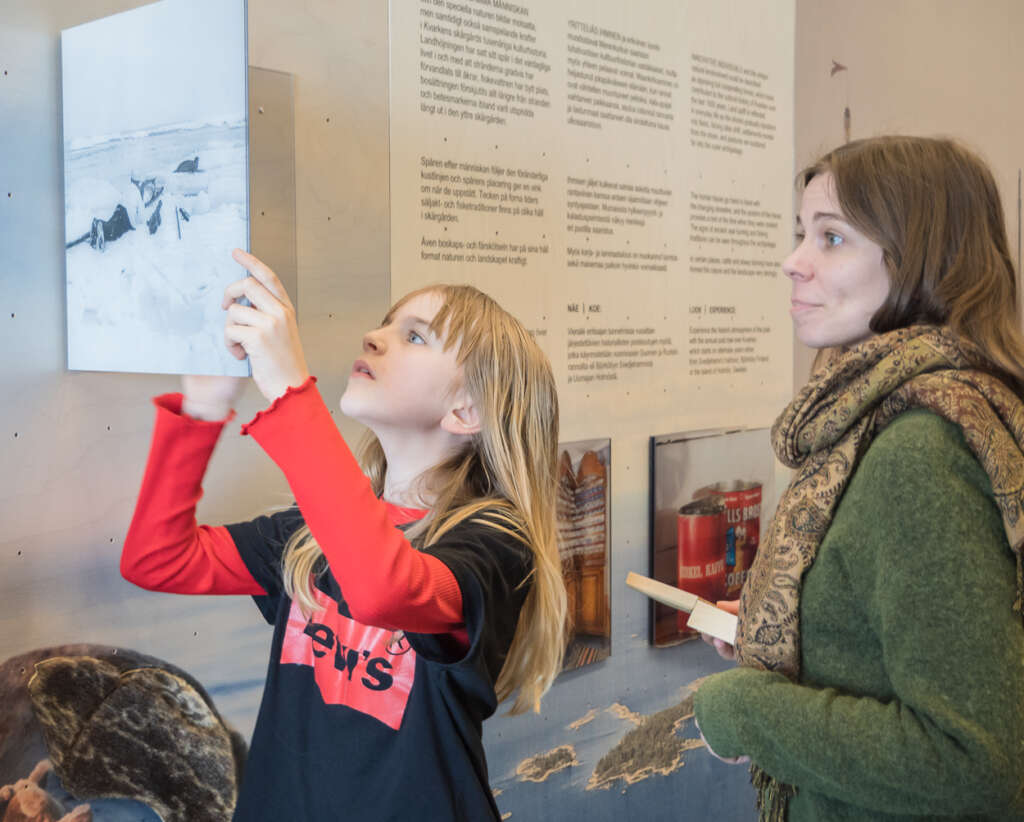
[222,275,280,314]
[231,248,292,306]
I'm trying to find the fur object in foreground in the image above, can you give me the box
[24,648,246,822]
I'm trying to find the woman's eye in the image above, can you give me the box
[824,231,843,247]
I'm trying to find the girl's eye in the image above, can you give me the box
[408,330,425,344]
[793,232,806,246]
[824,231,843,248]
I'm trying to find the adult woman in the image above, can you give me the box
[694,136,1024,821]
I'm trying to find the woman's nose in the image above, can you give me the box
[782,244,811,281]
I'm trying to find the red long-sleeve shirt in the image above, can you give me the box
[121,378,465,636]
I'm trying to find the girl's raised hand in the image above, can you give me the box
[223,249,310,403]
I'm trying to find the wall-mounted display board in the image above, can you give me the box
[61,0,250,376]
[389,0,795,438]
[649,427,775,647]
[390,3,793,816]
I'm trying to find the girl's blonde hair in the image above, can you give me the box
[281,284,568,713]
[802,136,1024,391]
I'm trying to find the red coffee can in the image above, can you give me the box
[736,483,762,591]
[677,497,726,634]
[695,481,762,597]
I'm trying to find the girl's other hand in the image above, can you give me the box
[223,249,310,403]
[700,598,739,660]
[182,375,245,421]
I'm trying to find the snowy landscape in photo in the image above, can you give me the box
[61,0,249,375]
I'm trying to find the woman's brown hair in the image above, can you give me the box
[801,136,1024,392]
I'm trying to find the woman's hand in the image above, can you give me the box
[695,600,748,764]
[695,717,750,765]
[182,374,245,420]
[223,249,310,403]
[701,599,739,660]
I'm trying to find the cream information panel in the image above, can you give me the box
[389,0,794,433]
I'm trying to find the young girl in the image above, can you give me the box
[121,250,567,820]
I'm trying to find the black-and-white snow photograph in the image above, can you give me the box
[61,0,249,376]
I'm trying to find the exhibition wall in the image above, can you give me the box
[2,0,1023,819]
[387,3,795,817]
[2,1,392,817]
[790,0,1024,386]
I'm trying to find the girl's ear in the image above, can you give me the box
[440,392,482,436]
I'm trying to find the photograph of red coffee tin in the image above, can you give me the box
[694,480,762,598]
[649,426,774,648]
[676,497,727,634]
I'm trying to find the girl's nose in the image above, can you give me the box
[362,329,384,353]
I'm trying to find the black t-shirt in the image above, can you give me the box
[225,507,532,821]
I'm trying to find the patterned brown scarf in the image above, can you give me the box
[735,325,1024,821]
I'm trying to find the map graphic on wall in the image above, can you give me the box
[61,0,250,376]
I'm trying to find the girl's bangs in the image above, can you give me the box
[385,284,499,364]
[428,287,491,361]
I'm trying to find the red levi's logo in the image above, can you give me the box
[280,587,416,730]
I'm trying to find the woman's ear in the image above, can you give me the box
[440,392,481,436]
